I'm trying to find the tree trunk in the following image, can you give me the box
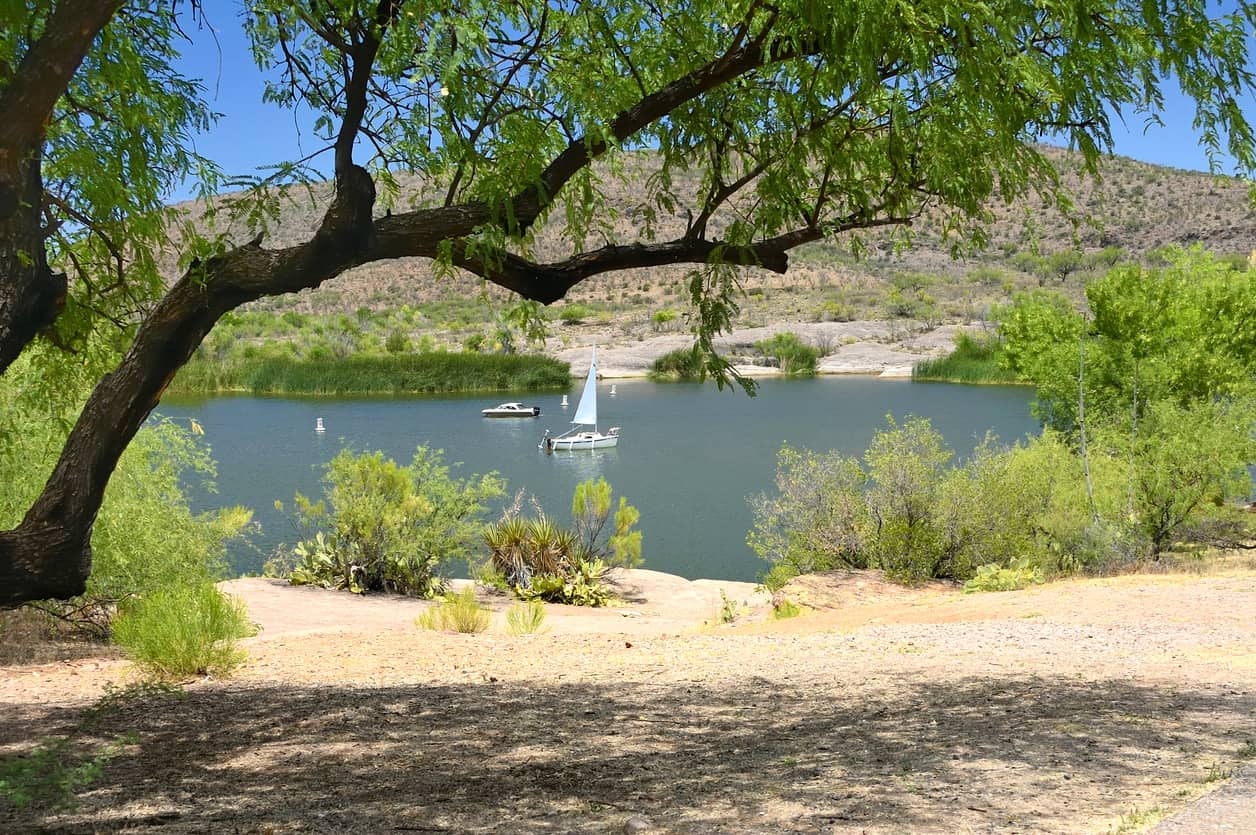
[0,0,123,373]
[1079,317,1097,524]
[0,148,66,374]
[0,166,379,606]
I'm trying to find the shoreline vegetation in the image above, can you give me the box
[168,353,571,396]
[910,331,1023,385]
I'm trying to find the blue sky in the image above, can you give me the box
[173,5,1254,199]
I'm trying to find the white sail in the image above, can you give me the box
[571,346,598,427]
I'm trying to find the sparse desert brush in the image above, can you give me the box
[417,587,491,634]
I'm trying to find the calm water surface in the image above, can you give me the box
[158,378,1037,582]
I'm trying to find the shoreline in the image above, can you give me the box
[558,319,978,380]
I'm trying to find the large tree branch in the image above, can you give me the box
[434,215,907,303]
[506,29,812,233]
[0,158,379,605]
[0,0,122,203]
[0,1,390,604]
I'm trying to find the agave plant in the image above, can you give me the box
[484,516,531,586]
[526,515,566,576]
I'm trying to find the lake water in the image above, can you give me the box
[157,378,1037,582]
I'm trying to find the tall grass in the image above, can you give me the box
[650,348,708,382]
[912,332,1022,384]
[170,352,571,395]
[111,583,255,679]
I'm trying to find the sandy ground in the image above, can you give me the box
[2,566,1255,833]
[553,321,976,378]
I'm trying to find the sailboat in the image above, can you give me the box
[541,347,620,452]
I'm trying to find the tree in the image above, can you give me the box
[997,249,1256,433]
[4,0,1256,604]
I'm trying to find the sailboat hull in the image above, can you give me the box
[547,429,619,451]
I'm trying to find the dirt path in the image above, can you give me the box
[3,568,1255,833]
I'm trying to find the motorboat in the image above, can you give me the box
[482,402,541,418]
[541,347,620,451]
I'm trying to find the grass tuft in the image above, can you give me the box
[417,587,491,634]
[111,584,255,679]
[505,600,549,635]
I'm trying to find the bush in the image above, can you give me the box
[111,583,255,679]
[505,600,548,635]
[515,558,612,607]
[754,332,820,375]
[748,445,868,576]
[277,446,505,597]
[752,417,1073,586]
[651,308,679,331]
[963,562,1045,593]
[416,587,490,633]
[650,347,708,381]
[1,359,250,638]
[759,563,801,594]
[384,328,410,353]
[573,477,642,569]
[772,599,804,619]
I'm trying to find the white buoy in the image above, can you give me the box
[561,394,569,407]
[610,385,617,396]
[315,417,325,433]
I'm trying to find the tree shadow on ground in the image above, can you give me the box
[1,673,1252,833]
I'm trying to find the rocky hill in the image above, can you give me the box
[168,146,1256,327]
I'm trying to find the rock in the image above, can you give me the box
[623,815,653,834]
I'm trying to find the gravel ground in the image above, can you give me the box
[2,567,1255,833]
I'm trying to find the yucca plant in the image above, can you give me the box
[526,516,566,576]
[485,516,531,586]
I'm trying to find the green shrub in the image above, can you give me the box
[1,359,249,637]
[384,328,410,353]
[650,347,708,381]
[505,600,549,635]
[814,299,855,322]
[963,562,1045,593]
[416,587,490,633]
[759,563,801,594]
[912,331,1020,384]
[111,583,255,679]
[652,308,679,331]
[277,447,504,597]
[748,445,869,576]
[754,332,820,375]
[573,477,642,569]
[772,599,804,619]
[516,559,612,607]
[751,417,1073,586]
[558,304,589,324]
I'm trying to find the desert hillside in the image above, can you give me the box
[166,147,1256,326]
